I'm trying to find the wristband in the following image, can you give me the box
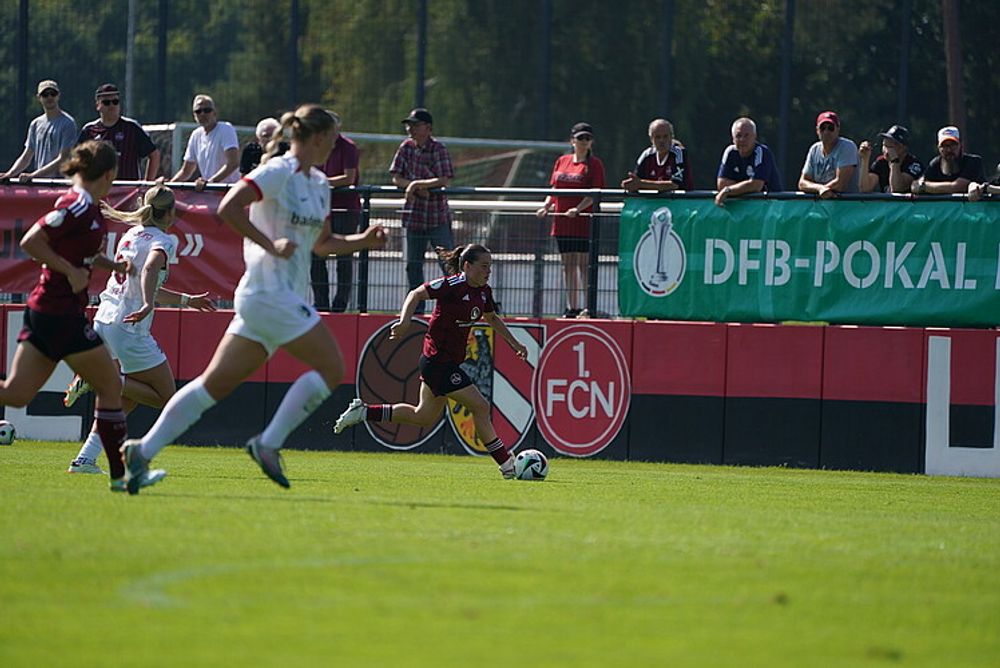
[180,293,190,307]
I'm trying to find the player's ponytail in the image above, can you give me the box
[62,140,117,181]
[265,104,336,162]
[436,243,490,275]
[102,184,176,229]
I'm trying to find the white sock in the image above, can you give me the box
[139,377,216,460]
[260,370,331,449]
[75,430,103,463]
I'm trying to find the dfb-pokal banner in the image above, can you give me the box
[619,197,1000,328]
[0,185,242,299]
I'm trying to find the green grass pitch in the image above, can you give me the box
[1,441,998,667]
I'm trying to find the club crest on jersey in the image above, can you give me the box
[469,306,481,320]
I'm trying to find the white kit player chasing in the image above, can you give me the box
[120,104,386,494]
[64,185,216,485]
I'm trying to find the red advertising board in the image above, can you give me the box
[0,185,242,299]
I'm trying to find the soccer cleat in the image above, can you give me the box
[333,398,365,434]
[67,458,105,475]
[63,375,93,408]
[247,436,290,488]
[499,456,516,480]
[109,468,167,493]
[121,439,150,495]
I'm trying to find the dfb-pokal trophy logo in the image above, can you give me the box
[633,206,686,297]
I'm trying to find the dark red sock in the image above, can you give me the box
[95,409,127,479]
[366,405,392,422]
[484,437,509,465]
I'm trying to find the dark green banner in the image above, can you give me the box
[618,197,1000,327]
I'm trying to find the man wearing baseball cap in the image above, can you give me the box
[77,82,160,180]
[389,107,454,310]
[0,79,77,182]
[912,125,985,194]
[858,124,924,194]
[798,110,859,198]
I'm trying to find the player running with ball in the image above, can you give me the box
[334,243,529,478]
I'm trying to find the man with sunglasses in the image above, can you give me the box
[0,80,77,182]
[77,83,160,181]
[171,94,239,190]
[798,110,859,198]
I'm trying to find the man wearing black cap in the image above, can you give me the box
[858,125,924,194]
[0,79,77,182]
[389,108,454,304]
[77,83,160,181]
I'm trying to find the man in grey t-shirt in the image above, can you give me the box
[798,110,859,198]
[0,79,77,182]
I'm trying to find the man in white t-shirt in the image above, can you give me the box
[171,94,239,190]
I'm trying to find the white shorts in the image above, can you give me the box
[225,289,320,356]
[94,320,167,374]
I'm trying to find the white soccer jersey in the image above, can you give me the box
[94,225,177,335]
[238,154,330,297]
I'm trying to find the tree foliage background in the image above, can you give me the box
[1,0,997,189]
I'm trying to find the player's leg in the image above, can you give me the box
[123,360,176,409]
[0,341,57,407]
[446,383,514,476]
[65,344,127,481]
[132,333,266,464]
[386,382,447,427]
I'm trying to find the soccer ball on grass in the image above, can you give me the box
[513,449,548,481]
[0,420,16,445]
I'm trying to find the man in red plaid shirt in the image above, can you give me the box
[390,108,455,311]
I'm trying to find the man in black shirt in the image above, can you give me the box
[858,125,923,193]
[912,126,985,194]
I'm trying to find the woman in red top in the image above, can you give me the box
[535,122,606,318]
[334,244,529,479]
[2,140,135,490]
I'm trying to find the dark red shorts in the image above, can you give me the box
[17,307,103,361]
[419,355,472,397]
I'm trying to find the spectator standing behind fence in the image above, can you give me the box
[620,119,693,192]
[0,80,77,183]
[798,111,859,198]
[78,83,160,181]
[714,117,783,207]
[390,108,454,314]
[967,163,1000,202]
[170,95,239,191]
[536,122,606,319]
[313,111,361,313]
[912,126,985,195]
[858,125,923,194]
[240,117,280,175]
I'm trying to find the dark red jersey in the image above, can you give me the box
[77,117,157,180]
[27,186,106,315]
[422,273,496,364]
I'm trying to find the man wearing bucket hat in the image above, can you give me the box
[858,124,924,194]
[912,126,985,194]
[0,79,77,182]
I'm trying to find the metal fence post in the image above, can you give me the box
[587,192,602,316]
[358,188,372,314]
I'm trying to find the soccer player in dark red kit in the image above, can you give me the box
[1,140,137,491]
[334,244,529,478]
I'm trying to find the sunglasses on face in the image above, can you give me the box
[39,90,58,98]
[100,98,120,106]
[575,134,593,141]
[194,107,214,115]
[819,123,835,132]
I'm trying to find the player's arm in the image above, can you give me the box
[217,179,296,258]
[19,223,91,293]
[389,286,430,341]
[122,249,167,324]
[313,217,386,257]
[483,312,528,360]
